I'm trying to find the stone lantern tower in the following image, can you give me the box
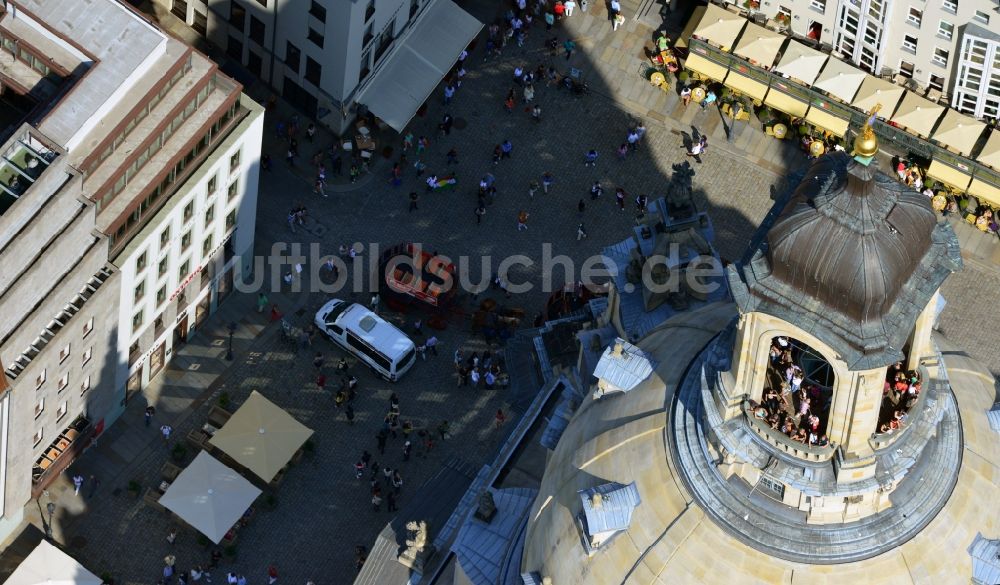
[673,124,966,555]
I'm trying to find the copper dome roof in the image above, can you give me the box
[728,153,962,370]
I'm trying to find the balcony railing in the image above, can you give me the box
[742,400,837,462]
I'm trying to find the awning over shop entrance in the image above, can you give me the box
[979,130,1000,171]
[764,88,808,117]
[968,177,1000,208]
[931,109,986,156]
[685,52,728,82]
[356,0,482,132]
[725,71,768,101]
[805,105,849,137]
[926,159,972,192]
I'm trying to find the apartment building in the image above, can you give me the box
[162,0,481,133]
[729,0,999,120]
[0,0,263,544]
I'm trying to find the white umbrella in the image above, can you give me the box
[890,92,945,138]
[5,540,102,585]
[931,109,986,156]
[851,75,904,113]
[774,41,828,85]
[691,3,747,51]
[733,23,786,67]
[159,452,261,543]
[813,58,865,103]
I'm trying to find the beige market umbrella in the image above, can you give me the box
[733,23,786,67]
[851,75,904,114]
[5,540,102,585]
[691,3,746,51]
[159,451,261,543]
[977,129,1000,170]
[813,58,866,103]
[774,41,828,85]
[209,390,314,482]
[889,92,945,138]
[931,109,986,156]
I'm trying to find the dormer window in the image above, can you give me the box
[577,482,641,554]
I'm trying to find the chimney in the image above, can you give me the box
[611,342,624,358]
[591,492,603,509]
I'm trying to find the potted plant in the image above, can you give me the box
[127,480,141,497]
[303,439,315,459]
[100,572,114,585]
[171,443,188,463]
[197,534,211,549]
[224,545,238,559]
[265,494,278,510]
[218,392,231,409]
[677,70,691,87]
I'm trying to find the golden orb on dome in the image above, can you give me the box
[853,130,879,158]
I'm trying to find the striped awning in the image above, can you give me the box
[805,105,850,137]
[685,52,728,82]
[724,71,768,101]
[764,89,808,117]
[926,159,972,192]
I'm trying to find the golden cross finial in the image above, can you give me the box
[853,102,883,159]
[861,103,882,140]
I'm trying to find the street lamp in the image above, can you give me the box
[226,322,237,361]
[45,502,55,538]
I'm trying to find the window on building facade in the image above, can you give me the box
[157,285,167,306]
[81,376,91,395]
[941,0,956,12]
[902,34,917,53]
[35,398,44,418]
[208,174,218,194]
[305,57,322,85]
[906,6,921,26]
[938,20,953,40]
[132,310,144,333]
[57,401,68,421]
[158,257,169,278]
[410,0,419,19]
[181,230,192,252]
[810,0,825,11]
[933,47,950,67]
[375,22,395,63]
[134,281,145,303]
[359,50,372,82]
[33,428,43,446]
[250,15,266,45]
[227,36,243,61]
[309,0,326,21]
[973,10,989,25]
[59,344,71,363]
[160,226,171,249]
[254,0,266,6]
[226,210,237,230]
[155,316,165,337]
[229,0,246,28]
[365,0,376,21]
[308,28,324,49]
[899,60,914,78]
[205,204,216,227]
[136,251,148,272]
[57,373,69,392]
[193,10,208,35]
[228,180,239,202]
[35,369,46,389]
[179,260,191,283]
[82,347,92,365]
[83,317,94,337]
[183,201,194,222]
[203,235,214,257]
[286,41,301,72]
[363,23,374,47]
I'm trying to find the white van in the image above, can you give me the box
[314,299,417,381]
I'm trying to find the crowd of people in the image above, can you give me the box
[749,336,832,448]
[877,361,921,434]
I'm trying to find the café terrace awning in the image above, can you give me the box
[732,23,786,67]
[978,130,1000,171]
[689,3,746,52]
[851,75,904,115]
[890,92,945,138]
[764,86,808,117]
[931,109,986,156]
[685,52,728,82]
[5,540,102,585]
[805,102,850,137]
[812,58,865,103]
[725,69,768,101]
[968,177,1000,208]
[356,0,482,132]
[927,159,972,192]
[774,41,828,86]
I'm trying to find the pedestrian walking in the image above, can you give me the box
[590,181,604,200]
[306,123,315,142]
[686,137,705,163]
[413,159,427,177]
[370,293,380,313]
[438,420,451,440]
[542,171,554,193]
[313,352,324,371]
[286,148,295,166]
[87,474,100,499]
[408,191,419,212]
[376,429,388,455]
[613,13,625,31]
[475,204,486,224]
[615,187,626,210]
[73,474,84,495]
[563,39,576,60]
[495,409,507,429]
[443,84,456,105]
[439,114,454,136]
[627,129,640,151]
[267,566,278,585]
[345,404,355,424]
[617,143,628,160]
[144,405,156,427]
[256,292,269,314]
[565,0,576,15]
[425,336,439,356]
[316,374,327,392]
[371,493,382,511]
[531,104,542,122]
[417,135,430,154]
[516,210,530,231]
[581,0,589,11]
[501,140,513,159]
[523,84,535,103]
[584,149,598,166]
[386,491,397,512]
[160,424,173,442]
[528,180,540,199]
[402,133,414,151]
[577,199,586,214]
[577,223,588,240]
[492,145,502,165]
[447,148,459,165]
[355,460,365,479]
[636,193,648,213]
[403,440,412,461]
[167,529,177,544]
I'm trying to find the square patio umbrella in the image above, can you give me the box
[977,130,1000,171]
[159,451,261,543]
[812,58,865,103]
[691,3,746,52]
[5,540,102,585]
[774,41,828,85]
[889,92,945,138]
[931,109,986,156]
[208,390,314,482]
[851,75,904,115]
[733,23,786,67]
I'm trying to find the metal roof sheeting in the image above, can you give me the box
[969,533,1000,585]
[592,339,656,395]
[452,487,537,585]
[578,482,641,535]
[987,403,1000,433]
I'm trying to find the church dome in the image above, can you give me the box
[729,153,962,370]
